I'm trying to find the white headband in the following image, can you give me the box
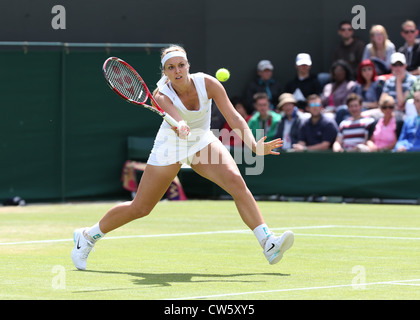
[161,51,187,67]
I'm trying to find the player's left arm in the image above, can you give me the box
[204,75,282,155]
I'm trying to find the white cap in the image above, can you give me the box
[390,52,406,65]
[257,60,274,71]
[296,53,312,66]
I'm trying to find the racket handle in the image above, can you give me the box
[163,113,191,137]
[163,113,179,128]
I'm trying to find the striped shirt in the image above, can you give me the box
[382,72,417,100]
[338,116,375,150]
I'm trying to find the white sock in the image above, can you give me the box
[253,223,273,248]
[86,222,106,243]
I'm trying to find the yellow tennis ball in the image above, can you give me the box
[216,68,230,82]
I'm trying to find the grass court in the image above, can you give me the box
[1,200,419,300]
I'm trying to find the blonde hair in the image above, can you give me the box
[153,44,189,97]
[379,93,395,107]
[369,24,392,57]
[401,20,416,30]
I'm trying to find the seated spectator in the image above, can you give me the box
[405,77,420,117]
[398,20,420,76]
[243,60,282,113]
[293,94,338,151]
[333,93,374,152]
[380,52,417,114]
[273,93,307,150]
[321,59,355,123]
[362,24,396,75]
[366,94,403,152]
[353,59,384,110]
[333,20,366,76]
[394,91,420,152]
[247,92,281,141]
[284,53,322,110]
[219,97,251,148]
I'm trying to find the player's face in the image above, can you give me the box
[164,57,190,84]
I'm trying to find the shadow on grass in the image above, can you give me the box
[72,270,290,292]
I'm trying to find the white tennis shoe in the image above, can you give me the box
[263,230,294,265]
[71,228,94,270]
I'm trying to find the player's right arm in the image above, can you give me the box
[154,92,190,139]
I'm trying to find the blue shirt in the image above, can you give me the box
[394,116,420,152]
[298,114,338,147]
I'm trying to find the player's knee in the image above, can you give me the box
[226,172,247,195]
[129,203,152,219]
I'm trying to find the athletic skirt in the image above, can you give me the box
[147,126,218,166]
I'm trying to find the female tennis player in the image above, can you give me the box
[71,45,294,270]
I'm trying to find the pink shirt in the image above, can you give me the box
[372,117,396,149]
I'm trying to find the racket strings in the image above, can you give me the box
[106,60,147,103]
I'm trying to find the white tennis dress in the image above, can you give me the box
[147,72,219,166]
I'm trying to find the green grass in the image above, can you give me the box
[1,200,419,300]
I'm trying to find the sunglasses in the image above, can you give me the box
[309,102,322,107]
[402,29,416,34]
[381,105,394,110]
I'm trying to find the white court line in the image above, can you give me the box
[1,225,419,246]
[294,233,420,241]
[0,225,329,246]
[167,278,420,300]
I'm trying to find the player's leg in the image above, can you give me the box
[72,163,181,270]
[98,163,182,234]
[190,140,263,229]
[190,140,293,264]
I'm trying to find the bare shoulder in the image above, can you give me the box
[200,73,225,99]
[154,91,173,107]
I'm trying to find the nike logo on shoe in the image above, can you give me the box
[76,239,81,249]
[267,243,275,252]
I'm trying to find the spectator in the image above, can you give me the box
[243,60,282,113]
[247,92,281,141]
[362,24,396,75]
[274,93,307,150]
[353,59,384,120]
[219,97,251,148]
[398,20,420,76]
[333,93,374,152]
[366,94,403,152]
[284,53,322,110]
[380,52,417,114]
[293,94,338,151]
[321,59,355,123]
[333,20,366,75]
[394,90,420,152]
[405,77,420,116]
[353,59,383,110]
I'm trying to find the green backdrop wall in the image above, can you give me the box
[0,46,164,201]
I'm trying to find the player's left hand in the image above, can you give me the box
[255,136,283,156]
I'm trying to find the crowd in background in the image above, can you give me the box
[215,19,420,153]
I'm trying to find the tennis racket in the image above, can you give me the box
[102,56,182,130]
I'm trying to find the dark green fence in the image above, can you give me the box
[179,151,420,201]
[0,43,167,202]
